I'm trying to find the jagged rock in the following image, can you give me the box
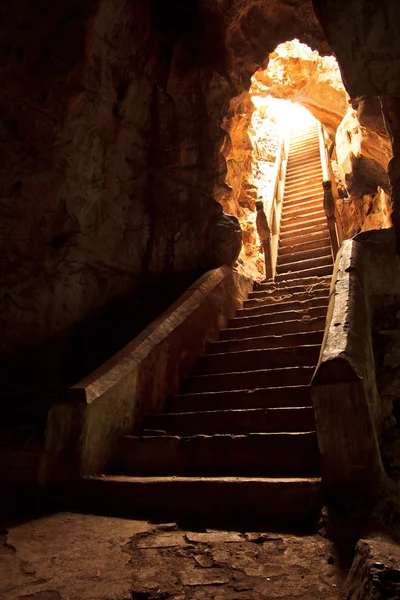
[344,536,400,600]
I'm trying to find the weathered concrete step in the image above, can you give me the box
[289,144,320,156]
[288,155,320,166]
[275,264,333,283]
[278,245,332,266]
[286,157,322,175]
[248,286,329,303]
[281,210,326,228]
[220,315,326,341]
[228,305,327,329]
[279,227,330,246]
[169,385,312,412]
[240,295,328,316]
[194,345,320,375]
[284,184,323,201]
[280,215,327,233]
[276,255,332,275]
[256,274,331,293]
[283,196,324,213]
[209,330,324,354]
[282,200,325,218]
[279,236,331,256]
[285,168,322,184]
[245,285,329,304]
[280,220,329,239]
[112,432,319,476]
[143,406,316,436]
[288,154,321,168]
[81,475,322,520]
[183,366,315,393]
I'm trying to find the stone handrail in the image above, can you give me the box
[257,133,288,280]
[38,266,253,485]
[318,123,343,258]
[311,239,385,505]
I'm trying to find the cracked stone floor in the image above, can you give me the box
[0,513,346,599]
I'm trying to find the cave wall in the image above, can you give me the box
[1,0,330,394]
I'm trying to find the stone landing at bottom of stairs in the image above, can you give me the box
[1,512,346,600]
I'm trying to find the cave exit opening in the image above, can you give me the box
[219,38,392,281]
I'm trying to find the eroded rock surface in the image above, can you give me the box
[0,0,328,393]
[344,535,400,600]
[0,513,345,600]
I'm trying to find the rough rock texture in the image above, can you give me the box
[252,39,348,137]
[335,109,392,238]
[0,513,345,600]
[0,0,329,397]
[344,534,400,600]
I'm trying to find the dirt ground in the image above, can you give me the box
[0,512,348,600]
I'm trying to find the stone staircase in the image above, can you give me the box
[83,122,334,522]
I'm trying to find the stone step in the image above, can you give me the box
[285,177,323,193]
[183,366,315,394]
[143,406,316,436]
[256,274,331,293]
[279,227,331,246]
[284,186,324,202]
[209,330,324,354]
[285,165,322,185]
[220,315,326,341]
[275,264,333,283]
[169,384,312,412]
[194,345,320,375]
[288,148,321,161]
[278,236,331,256]
[239,295,329,316]
[228,305,327,329]
[284,193,324,208]
[286,163,322,178]
[281,210,326,228]
[81,475,322,520]
[280,214,327,233]
[280,220,329,239]
[282,200,325,219]
[289,143,320,156]
[276,255,333,276]
[245,285,329,305]
[111,432,320,476]
[288,154,321,169]
[284,189,324,203]
[278,245,332,266]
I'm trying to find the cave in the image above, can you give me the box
[2,1,400,598]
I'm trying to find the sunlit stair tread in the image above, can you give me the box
[142,406,316,436]
[280,216,327,234]
[193,345,321,375]
[286,163,322,176]
[278,245,332,265]
[287,154,321,168]
[280,220,329,238]
[245,287,329,306]
[279,227,331,245]
[220,317,326,341]
[207,330,324,354]
[111,432,319,476]
[282,201,325,219]
[275,264,333,283]
[285,179,323,193]
[284,186,325,202]
[278,237,330,256]
[81,475,322,520]
[276,255,332,275]
[281,211,326,226]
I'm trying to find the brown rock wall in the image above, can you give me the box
[0,0,328,392]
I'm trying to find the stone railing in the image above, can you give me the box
[318,123,344,260]
[38,266,253,485]
[311,239,385,505]
[256,133,289,280]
